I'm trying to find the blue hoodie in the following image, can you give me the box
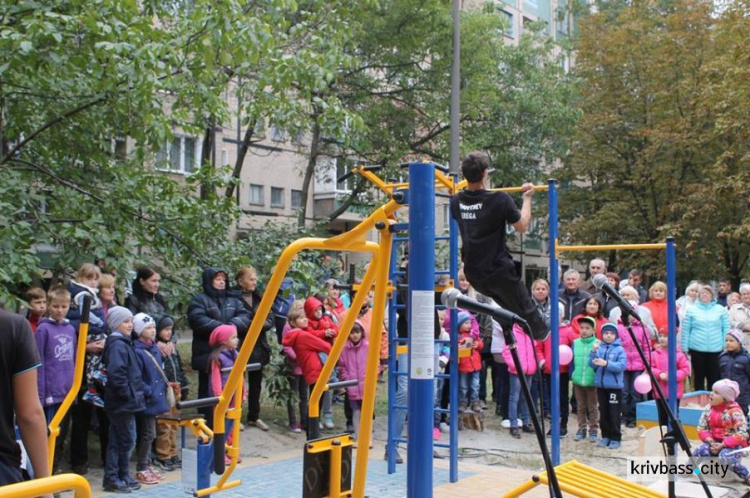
[134,340,170,417]
[591,335,627,390]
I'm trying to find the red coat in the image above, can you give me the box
[458,330,483,373]
[304,296,338,341]
[281,328,332,385]
[643,298,669,336]
[537,323,575,374]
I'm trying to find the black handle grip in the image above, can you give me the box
[307,417,320,440]
[80,295,92,325]
[336,171,353,184]
[328,379,359,389]
[176,396,220,410]
[363,165,383,172]
[213,432,225,474]
[220,362,261,373]
[433,162,450,173]
[348,264,356,286]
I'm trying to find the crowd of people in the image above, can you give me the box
[5,254,750,491]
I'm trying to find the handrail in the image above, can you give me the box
[0,474,91,498]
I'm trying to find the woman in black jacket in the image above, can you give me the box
[235,267,275,430]
[125,267,168,324]
[188,267,250,424]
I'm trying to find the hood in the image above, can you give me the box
[304,296,324,319]
[39,317,69,326]
[201,267,228,298]
[603,338,622,348]
[105,331,132,348]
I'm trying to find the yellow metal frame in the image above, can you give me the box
[0,473,91,498]
[556,242,668,254]
[47,314,89,472]
[305,435,355,498]
[503,459,666,498]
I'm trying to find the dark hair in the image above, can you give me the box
[605,272,621,287]
[461,152,490,183]
[585,296,604,318]
[132,267,158,294]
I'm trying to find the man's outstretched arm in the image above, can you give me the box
[512,182,535,234]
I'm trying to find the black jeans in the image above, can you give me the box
[197,370,213,427]
[542,372,570,425]
[597,388,622,442]
[690,351,720,392]
[0,459,24,486]
[246,368,264,423]
[286,374,309,429]
[70,392,109,468]
[494,362,510,419]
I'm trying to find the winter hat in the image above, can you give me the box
[576,316,597,331]
[456,312,472,330]
[600,322,618,337]
[712,379,740,403]
[209,324,237,348]
[133,313,155,337]
[107,306,133,332]
[157,315,175,333]
[726,329,744,345]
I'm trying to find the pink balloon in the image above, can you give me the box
[634,373,652,394]
[559,345,573,366]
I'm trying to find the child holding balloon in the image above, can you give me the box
[651,333,690,426]
[537,321,575,437]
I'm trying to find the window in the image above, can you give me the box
[113,138,127,160]
[156,135,198,173]
[442,204,451,230]
[501,10,514,38]
[270,126,286,142]
[249,184,264,205]
[335,157,357,192]
[291,189,303,209]
[271,187,284,207]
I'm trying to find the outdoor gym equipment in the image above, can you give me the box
[0,474,92,498]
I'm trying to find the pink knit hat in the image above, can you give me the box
[726,329,744,345]
[712,379,740,403]
[209,324,237,348]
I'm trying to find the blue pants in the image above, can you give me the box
[392,354,409,449]
[622,370,645,424]
[459,371,480,406]
[693,444,750,479]
[509,374,532,427]
[104,412,136,485]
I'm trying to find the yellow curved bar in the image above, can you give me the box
[0,473,91,498]
[556,243,667,253]
[48,315,89,471]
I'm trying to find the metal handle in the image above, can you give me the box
[328,379,359,389]
[176,396,220,410]
[220,362,261,373]
[80,295,92,324]
[213,432,225,474]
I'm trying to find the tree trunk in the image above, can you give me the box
[224,119,256,199]
[297,113,321,229]
[200,119,215,201]
[327,179,365,222]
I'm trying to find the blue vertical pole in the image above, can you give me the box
[666,238,678,419]
[548,180,560,467]
[408,161,435,498]
[387,236,399,474]
[449,176,460,484]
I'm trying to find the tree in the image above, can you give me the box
[558,0,749,285]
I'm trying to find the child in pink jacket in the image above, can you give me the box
[503,324,543,438]
[338,320,369,444]
[651,333,690,427]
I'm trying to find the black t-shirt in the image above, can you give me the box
[0,309,41,468]
[450,189,521,283]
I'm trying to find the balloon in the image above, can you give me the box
[634,373,652,394]
[559,345,573,366]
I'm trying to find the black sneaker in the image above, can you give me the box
[123,475,142,491]
[510,427,521,439]
[560,427,568,438]
[345,423,355,434]
[103,479,132,494]
[72,464,89,476]
[521,424,535,433]
[153,457,176,471]
[169,455,182,468]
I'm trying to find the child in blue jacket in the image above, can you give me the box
[591,322,627,450]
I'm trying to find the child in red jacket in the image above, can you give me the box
[456,312,483,413]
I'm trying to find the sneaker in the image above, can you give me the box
[501,419,523,429]
[521,424,535,433]
[589,430,598,443]
[608,440,621,450]
[439,422,450,433]
[288,423,303,434]
[224,455,232,466]
[239,423,245,432]
[169,455,182,468]
[123,475,141,491]
[510,428,521,439]
[480,400,488,410]
[72,464,89,476]
[560,428,568,438]
[323,415,335,429]
[251,419,270,431]
[573,429,587,441]
[433,427,441,441]
[103,479,132,494]
[495,405,503,416]
[626,421,636,429]
[458,402,467,413]
[597,437,610,448]
[384,448,403,464]
[134,470,160,485]
[147,466,165,480]
[152,458,175,472]
[470,400,483,413]
[345,423,355,434]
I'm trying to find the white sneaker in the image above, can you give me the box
[439,422,450,433]
[501,419,522,429]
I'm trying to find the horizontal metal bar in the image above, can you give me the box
[394,437,408,444]
[556,242,667,252]
[392,371,408,377]
[434,408,451,414]
[392,404,408,411]
[487,185,549,193]
[435,442,452,449]
[221,362,261,373]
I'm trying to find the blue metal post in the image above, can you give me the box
[448,176,459,483]
[408,161,435,498]
[547,180,560,466]
[387,235,400,474]
[666,238,678,419]
[197,441,212,497]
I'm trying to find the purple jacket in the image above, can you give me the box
[209,349,238,397]
[35,318,77,407]
[338,338,368,401]
[617,321,651,371]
